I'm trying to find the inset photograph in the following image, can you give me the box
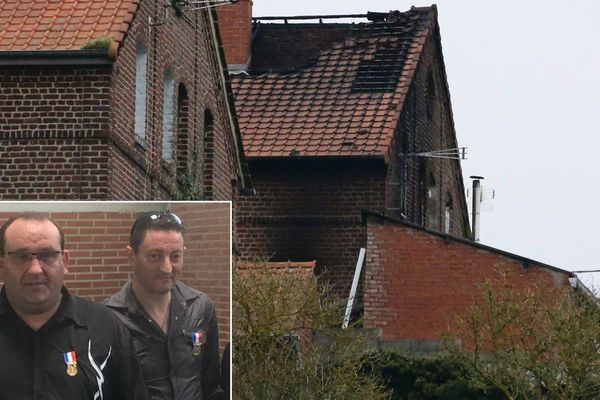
[0,201,230,400]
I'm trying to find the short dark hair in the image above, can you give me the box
[129,211,184,253]
[0,212,65,254]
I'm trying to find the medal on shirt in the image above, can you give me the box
[192,332,203,356]
[63,351,78,377]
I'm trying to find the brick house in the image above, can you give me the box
[0,0,250,201]
[219,3,578,346]
[222,5,470,297]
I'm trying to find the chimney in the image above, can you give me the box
[216,0,253,72]
[470,176,484,242]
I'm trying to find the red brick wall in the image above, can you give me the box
[0,66,111,199]
[237,158,386,296]
[0,203,231,348]
[364,216,570,341]
[109,2,241,201]
[173,202,231,347]
[216,0,253,66]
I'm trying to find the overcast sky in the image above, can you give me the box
[250,1,600,288]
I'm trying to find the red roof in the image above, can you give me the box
[0,0,139,54]
[231,7,435,158]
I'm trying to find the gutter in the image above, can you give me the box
[246,154,386,162]
[0,49,112,66]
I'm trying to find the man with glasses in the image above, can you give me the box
[106,211,222,400]
[0,212,148,400]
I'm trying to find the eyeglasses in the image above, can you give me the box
[149,212,182,226]
[4,250,63,266]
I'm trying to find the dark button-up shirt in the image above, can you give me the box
[105,281,221,400]
[0,286,148,400]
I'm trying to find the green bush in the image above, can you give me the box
[363,351,504,400]
[233,264,390,400]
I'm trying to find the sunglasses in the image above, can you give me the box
[131,211,184,233]
[148,212,182,226]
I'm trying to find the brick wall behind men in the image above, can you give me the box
[363,216,570,341]
[0,203,231,348]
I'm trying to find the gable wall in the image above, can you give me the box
[386,30,470,238]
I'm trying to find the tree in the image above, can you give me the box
[233,263,390,400]
[445,265,600,400]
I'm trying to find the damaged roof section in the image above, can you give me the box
[231,7,435,158]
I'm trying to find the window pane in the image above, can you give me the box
[162,70,175,161]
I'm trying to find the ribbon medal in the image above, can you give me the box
[191,332,203,356]
[63,351,78,377]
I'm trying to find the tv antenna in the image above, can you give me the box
[400,147,467,160]
[466,185,496,212]
[168,0,239,12]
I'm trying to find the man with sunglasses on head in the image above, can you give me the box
[106,212,223,400]
[0,212,148,400]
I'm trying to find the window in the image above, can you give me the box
[444,195,453,234]
[134,43,148,142]
[162,70,175,162]
[202,110,215,200]
[426,71,435,120]
[176,84,189,179]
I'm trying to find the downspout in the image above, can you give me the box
[206,7,248,191]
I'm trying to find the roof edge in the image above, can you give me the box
[0,50,112,66]
[246,154,386,162]
[361,209,573,277]
[109,0,142,59]
[208,6,254,191]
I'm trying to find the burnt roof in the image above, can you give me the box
[231,7,436,158]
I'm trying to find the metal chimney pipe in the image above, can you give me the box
[470,176,484,242]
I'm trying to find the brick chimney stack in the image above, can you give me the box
[216,0,253,72]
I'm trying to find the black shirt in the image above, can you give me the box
[106,281,222,400]
[0,287,148,400]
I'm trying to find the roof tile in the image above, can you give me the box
[0,0,139,53]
